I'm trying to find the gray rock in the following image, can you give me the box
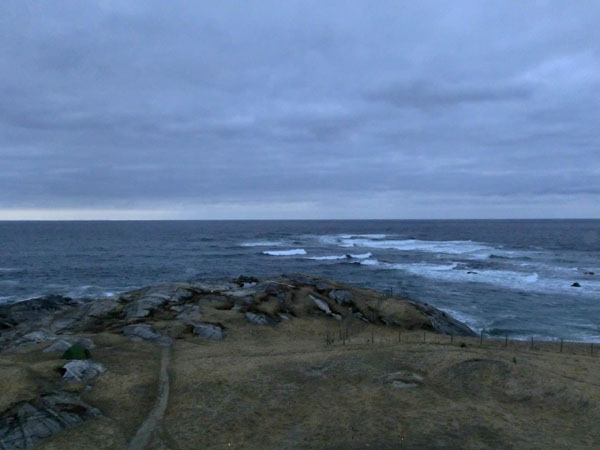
[0,392,99,450]
[315,281,333,292]
[192,323,225,341]
[17,329,57,345]
[88,297,120,318]
[309,295,332,314]
[245,312,273,326]
[309,295,342,320]
[124,295,168,319]
[61,360,106,382]
[43,337,94,353]
[122,324,161,340]
[410,301,476,336]
[43,339,73,353]
[328,289,353,305]
[175,305,202,322]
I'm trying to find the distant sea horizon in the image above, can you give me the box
[1,219,599,342]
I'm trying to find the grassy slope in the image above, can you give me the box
[2,319,599,450]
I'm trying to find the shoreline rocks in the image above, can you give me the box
[0,274,477,353]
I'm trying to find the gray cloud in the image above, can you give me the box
[0,0,599,218]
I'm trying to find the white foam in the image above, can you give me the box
[336,237,495,256]
[0,267,22,272]
[360,258,381,266]
[338,234,387,239]
[306,252,373,261]
[241,241,284,247]
[263,248,307,256]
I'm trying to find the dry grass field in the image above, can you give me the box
[2,316,599,450]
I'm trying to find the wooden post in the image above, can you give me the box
[530,336,534,350]
[450,334,453,344]
[560,338,563,353]
[398,331,401,343]
[591,343,594,356]
[423,331,426,343]
[371,329,374,344]
[480,332,483,346]
[504,334,508,348]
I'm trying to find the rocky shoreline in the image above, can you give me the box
[6,275,597,449]
[0,273,475,352]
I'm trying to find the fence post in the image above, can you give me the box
[398,331,401,343]
[480,332,483,346]
[371,329,374,344]
[450,334,453,345]
[423,331,426,343]
[530,336,534,350]
[560,339,563,353]
[504,334,508,348]
[591,343,594,356]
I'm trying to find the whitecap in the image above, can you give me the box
[336,237,496,256]
[241,241,284,247]
[262,249,307,256]
[0,267,22,273]
[306,252,373,261]
[360,258,381,266]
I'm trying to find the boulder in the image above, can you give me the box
[245,312,273,326]
[309,295,342,321]
[122,324,161,341]
[315,281,333,292]
[328,290,353,305]
[61,360,106,382]
[192,323,225,341]
[310,295,332,314]
[17,329,57,345]
[571,282,581,288]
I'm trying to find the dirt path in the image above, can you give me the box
[124,344,172,450]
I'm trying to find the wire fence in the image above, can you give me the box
[323,321,598,358]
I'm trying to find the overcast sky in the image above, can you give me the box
[1,1,599,219]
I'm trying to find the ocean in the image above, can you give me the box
[1,220,599,342]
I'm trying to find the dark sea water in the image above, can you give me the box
[1,220,599,342]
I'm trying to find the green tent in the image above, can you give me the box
[61,343,91,360]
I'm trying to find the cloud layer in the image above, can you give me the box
[1,1,599,218]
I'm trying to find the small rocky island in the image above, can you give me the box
[1,274,599,449]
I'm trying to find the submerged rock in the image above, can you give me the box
[571,282,581,288]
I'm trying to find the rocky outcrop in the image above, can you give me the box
[0,392,100,450]
[0,274,476,354]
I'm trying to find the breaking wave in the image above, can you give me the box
[241,241,284,247]
[307,252,372,261]
[263,249,307,256]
